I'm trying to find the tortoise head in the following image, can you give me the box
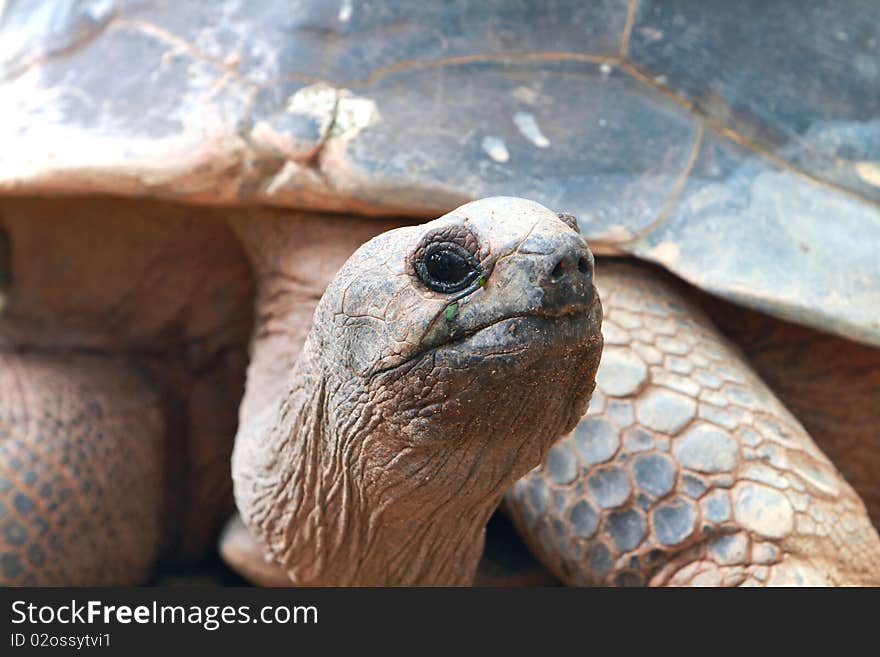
[232,197,603,585]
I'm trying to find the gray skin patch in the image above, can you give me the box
[605,508,647,552]
[587,541,613,577]
[752,541,781,564]
[635,493,653,511]
[552,489,568,515]
[527,477,550,516]
[732,481,795,539]
[573,417,620,464]
[673,423,740,473]
[630,452,677,497]
[651,496,698,546]
[701,489,731,523]
[699,404,738,430]
[26,543,46,567]
[569,500,600,538]
[587,465,632,509]
[33,516,48,536]
[708,532,750,566]
[681,474,708,498]
[3,520,27,547]
[623,426,654,452]
[13,493,34,515]
[595,348,648,397]
[0,553,23,579]
[545,441,578,485]
[786,451,840,496]
[724,384,761,409]
[737,427,762,448]
[549,519,569,555]
[695,370,723,389]
[601,321,630,346]
[635,388,696,435]
[538,524,556,554]
[606,400,635,428]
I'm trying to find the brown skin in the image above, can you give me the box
[232,197,603,585]
[0,197,253,584]
[219,510,561,587]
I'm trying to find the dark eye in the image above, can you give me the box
[416,242,481,293]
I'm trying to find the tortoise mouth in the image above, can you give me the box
[442,298,602,361]
[368,294,602,380]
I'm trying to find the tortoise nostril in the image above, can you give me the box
[541,245,595,311]
[577,256,591,275]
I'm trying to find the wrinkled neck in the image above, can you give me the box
[351,507,490,586]
[232,349,494,586]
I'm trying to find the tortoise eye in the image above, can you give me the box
[416,241,481,293]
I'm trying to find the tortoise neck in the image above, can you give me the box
[232,343,493,585]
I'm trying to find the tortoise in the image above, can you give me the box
[0,0,878,586]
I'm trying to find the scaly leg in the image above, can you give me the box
[0,198,255,582]
[700,297,880,531]
[506,261,880,586]
[0,351,165,585]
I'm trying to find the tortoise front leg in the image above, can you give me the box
[702,297,880,531]
[505,261,880,586]
[0,352,166,585]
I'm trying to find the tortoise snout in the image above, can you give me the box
[549,248,593,283]
[540,240,596,312]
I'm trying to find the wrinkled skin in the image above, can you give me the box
[232,197,603,585]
